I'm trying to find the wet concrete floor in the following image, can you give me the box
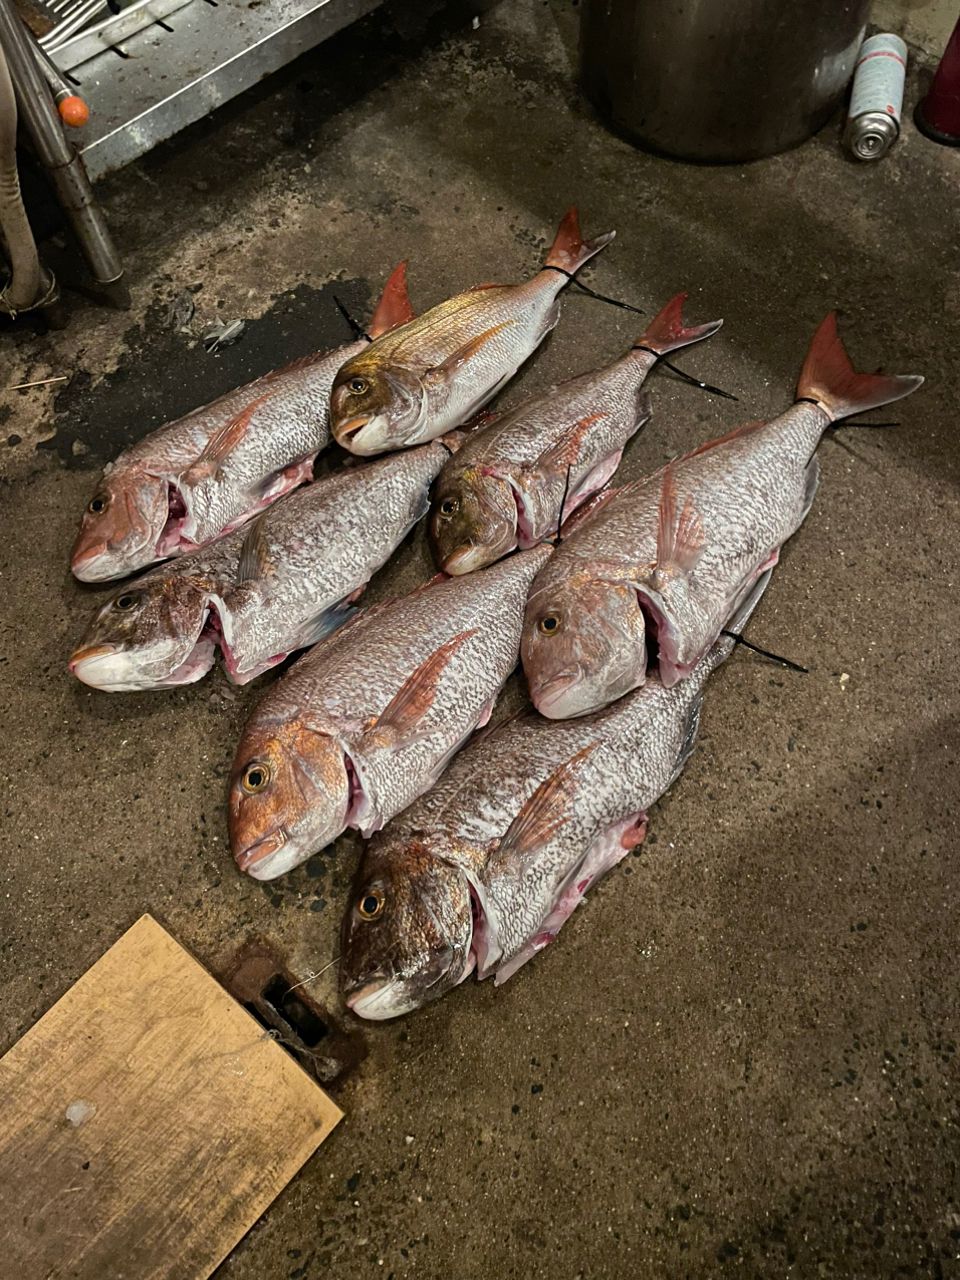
[1,3,959,1276]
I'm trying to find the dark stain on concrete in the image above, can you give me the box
[40,278,371,467]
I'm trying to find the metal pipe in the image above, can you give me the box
[0,36,42,312]
[0,0,125,298]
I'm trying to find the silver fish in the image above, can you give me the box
[429,292,722,574]
[219,442,454,683]
[67,531,243,692]
[521,312,923,718]
[339,574,772,1020]
[229,547,552,881]
[69,440,450,692]
[70,264,413,582]
[329,208,615,455]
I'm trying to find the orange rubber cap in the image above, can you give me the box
[59,96,89,128]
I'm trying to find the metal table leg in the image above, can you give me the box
[0,0,126,306]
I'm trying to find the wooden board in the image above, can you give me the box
[0,914,342,1280]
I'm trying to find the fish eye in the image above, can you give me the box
[439,497,459,517]
[538,612,561,635]
[241,762,271,794]
[113,592,140,612]
[88,494,108,514]
[348,377,369,396]
[357,889,386,921]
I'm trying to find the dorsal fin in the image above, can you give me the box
[678,419,768,463]
[368,261,415,338]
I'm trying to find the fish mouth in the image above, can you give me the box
[70,544,141,583]
[443,543,495,576]
[68,643,119,681]
[531,668,601,720]
[344,977,418,1021]
[235,828,292,879]
[334,415,371,443]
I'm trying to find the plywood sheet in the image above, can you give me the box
[0,914,342,1280]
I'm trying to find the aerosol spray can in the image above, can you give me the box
[845,33,908,160]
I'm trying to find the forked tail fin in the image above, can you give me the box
[636,292,723,355]
[544,207,615,276]
[796,312,923,422]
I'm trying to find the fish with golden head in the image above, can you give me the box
[329,209,614,456]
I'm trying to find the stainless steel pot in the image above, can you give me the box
[580,0,873,162]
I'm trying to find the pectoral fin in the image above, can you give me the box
[495,743,599,863]
[653,466,704,583]
[425,322,515,384]
[236,513,273,583]
[534,412,608,477]
[368,629,479,745]
[184,395,271,484]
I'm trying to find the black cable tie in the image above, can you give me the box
[542,265,645,315]
[544,272,735,400]
[632,344,738,401]
[333,295,371,343]
[721,630,809,674]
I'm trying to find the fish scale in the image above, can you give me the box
[338,599,761,1020]
[177,343,366,546]
[520,312,923,715]
[218,442,453,682]
[330,209,615,455]
[447,346,650,524]
[388,654,711,948]
[229,547,552,880]
[532,402,826,673]
[71,262,413,582]
[69,440,449,692]
[264,548,549,824]
[429,292,724,575]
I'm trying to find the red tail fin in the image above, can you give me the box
[544,207,615,275]
[796,312,923,422]
[637,292,723,356]
[368,261,414,338]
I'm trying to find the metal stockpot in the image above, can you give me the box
[580,0,872,162]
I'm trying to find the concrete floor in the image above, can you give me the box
[2,3,960,1276]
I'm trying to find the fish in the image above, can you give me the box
[228,546,552,881]
[329,208,615,456]
[429,292,722,574]
[70,264,414,582]
[520,312,924,719]
[68,439,451,692]
[339,573,772,1020]
[218,440,458,684]
[67,532,242,692]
